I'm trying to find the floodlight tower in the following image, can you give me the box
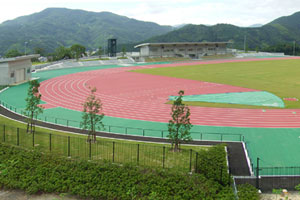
[108,39,117,57]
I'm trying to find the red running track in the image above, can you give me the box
[39,57,300,128]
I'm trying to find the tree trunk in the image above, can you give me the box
[30,111,34,133]
[87,133,91,143]
[93,132,96,142]
[174,142,179,152]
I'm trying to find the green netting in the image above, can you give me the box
[169,91,285,108]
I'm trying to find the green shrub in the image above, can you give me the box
[237,184,259,200]
[0,143,235,199]
[195,144,230,185]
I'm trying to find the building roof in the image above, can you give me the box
[0,54,40,64]
[134,42,232,48]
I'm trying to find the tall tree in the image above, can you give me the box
[34,47,45,56]
[80,87,105,142]
[121,46,126,57]
[168,90,192,152]
[5,49,23,58]
[24,80,43,133]
[54,46,72,60]
[70,44,86,61]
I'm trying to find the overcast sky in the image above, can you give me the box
[1,0,300,26]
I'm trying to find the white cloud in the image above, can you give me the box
[0,0,300,26]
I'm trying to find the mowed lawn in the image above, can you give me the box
[132,59,300,109]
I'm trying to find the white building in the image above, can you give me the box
[134,42,231,59]
[0,55,39,85]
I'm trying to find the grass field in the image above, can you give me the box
[0,115,207,172]
[132,59,300,109]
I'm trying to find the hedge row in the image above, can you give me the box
[196,144,230,185]
[0,143,236,199]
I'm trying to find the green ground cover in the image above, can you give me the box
[133,59,300,109]
[0,143,235,199]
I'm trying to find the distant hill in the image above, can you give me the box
[0,8,172,55]
[143,12,300,50]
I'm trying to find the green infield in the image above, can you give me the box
[132,59,300,109]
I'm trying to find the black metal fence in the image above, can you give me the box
[0,123,209,172]
[235,165,300,192]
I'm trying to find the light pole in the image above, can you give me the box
[24,42,28,55]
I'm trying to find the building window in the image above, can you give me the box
[197,48,203,51]
[208,48,216,51]
[10,72,14,78]
[188,49,194,52]
[179,49,185,52]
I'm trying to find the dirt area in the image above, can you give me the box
[0,189,81,200]
[260,192,300,200]
[2,188,300,200]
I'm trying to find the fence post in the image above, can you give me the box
[3,125,5,142]
[200,133,202,141]
[32,132,35,147]
[161,131,164,138]
[112,142,115,162]
[195,152,198,173]
[125,127,127,135]
[89,141,92,160]
[68,136,70,157]
[67,120,69,127]
[143,129,145,136]
[109,126,111,132]
[55,118,57,124]
[49,134,52,152]
[17,128,19,146]
[189,149,192,172]
[163,146,165,168]
[256,157,260,189]
[221,134,223,142]
[137,144,140,164]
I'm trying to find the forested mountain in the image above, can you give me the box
[1,8,300,56]
[144,12,300,51]
[0,8,172,55]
